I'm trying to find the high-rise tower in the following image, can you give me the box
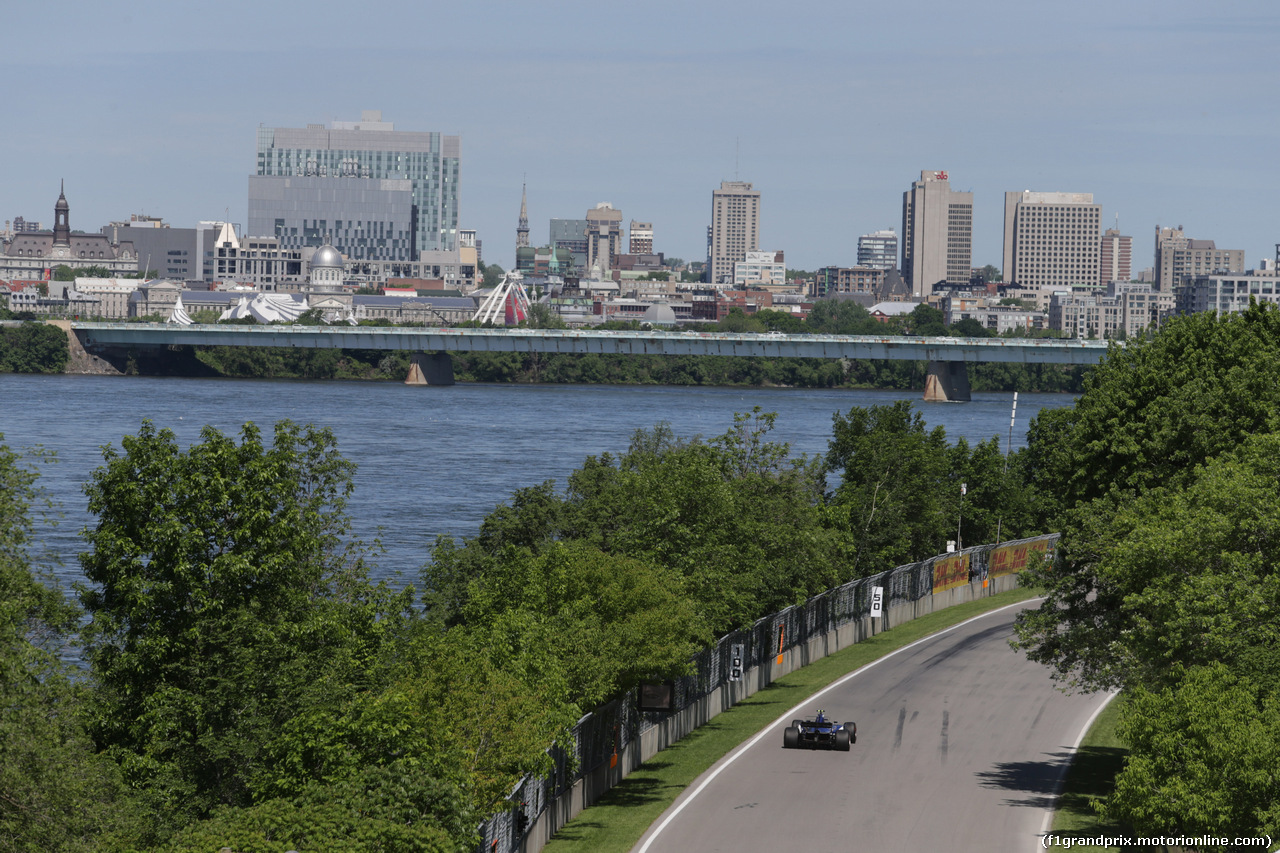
[1099,227,1132,285]
[708,181,760,286]
[254,111,460,254]
[1002,191,1102,288]
[901,171,972,296]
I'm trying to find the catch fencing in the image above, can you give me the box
[477,533,1058,853]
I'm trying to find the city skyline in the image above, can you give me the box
[3,0,1277,276]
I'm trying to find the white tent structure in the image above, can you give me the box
[217,293,308,324]
[167,294,194,325]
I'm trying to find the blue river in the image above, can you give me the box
[0,374,1074,592]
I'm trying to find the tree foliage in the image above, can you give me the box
[154,760,466,853]
[1105,664,1280,845]
[0,437,144,852]
[1014,304,1280,691]
[0,323,69,374]
[427,409,846,638]
[79,420,413,826]
[1010,302,1280,840]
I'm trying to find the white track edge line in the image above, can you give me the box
[1036,689,1121,850]
[636,597,1042,853]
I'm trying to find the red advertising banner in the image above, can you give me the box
[932,553,970,594]
[988,540,1049,579]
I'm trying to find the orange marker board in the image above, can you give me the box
[932,553,970,593]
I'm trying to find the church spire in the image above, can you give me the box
[516,182,530,249]
[53,180,70,247]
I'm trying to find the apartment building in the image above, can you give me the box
[1153,226,1245,291]
[708,181,761,286]
[1002,191,1101,289]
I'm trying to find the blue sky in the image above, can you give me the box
[4,0,1276,274]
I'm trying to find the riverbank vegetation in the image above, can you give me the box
[0,322,69,373]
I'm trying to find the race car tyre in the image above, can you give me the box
[847,722,857,744]
[835,729,851,752]
[783,726,800,749]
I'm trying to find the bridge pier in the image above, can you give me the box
[923,360,970,402]
[405,351,455,386]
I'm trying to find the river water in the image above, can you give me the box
[0,374,1074,592]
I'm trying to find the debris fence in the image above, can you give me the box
[477,533,1058,853]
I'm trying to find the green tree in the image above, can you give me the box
[0,437,144,851]
[481,263,505,289]
[804,299,882,335]
[1019,433,1280,692]
[1105,664,1280,844]
[824,401,952,573]
[1008,304,1280,843]
[907,303,947,336]
[979,264,1001,283]
[257,623,577,826]
[292,307,328,325]
[717,307,765,333]
[949,317,990,337]
[0,324,69,374]
[53,264,113,281]
[427,411,843,636]
[753,308,805,333]
[522,302,567,329]
[460,541,708,708]
[563,412,841,632]
[79,420,413,826]
[1014,303,1280,691]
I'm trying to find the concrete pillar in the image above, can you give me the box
[923,360,971,402]
[405,351,455,386]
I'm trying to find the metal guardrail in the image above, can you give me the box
[477,533,1059,853]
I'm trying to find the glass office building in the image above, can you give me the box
[248,176,416,262]
[254,112,460,255]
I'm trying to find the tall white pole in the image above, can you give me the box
[1005,391,1018,467]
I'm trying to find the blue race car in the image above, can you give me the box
[783,710,856,751]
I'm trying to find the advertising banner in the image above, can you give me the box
[932,553,970,594]
[988,540,1049,579]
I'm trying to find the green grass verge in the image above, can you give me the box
[542,585,1042,853]
[1046,692,1130,851]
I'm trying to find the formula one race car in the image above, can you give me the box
[782,710,856,751]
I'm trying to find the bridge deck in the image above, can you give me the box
[71,323,1110,365]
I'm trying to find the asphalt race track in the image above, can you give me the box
[632,601,1113,853]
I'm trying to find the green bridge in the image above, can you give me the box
[68,322,1111,401]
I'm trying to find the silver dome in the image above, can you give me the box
[310,245,344,270]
